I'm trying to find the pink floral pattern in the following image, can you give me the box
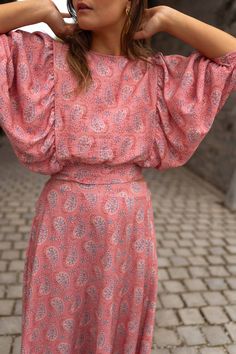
[0,29,236,353]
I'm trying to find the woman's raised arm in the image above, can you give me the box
[134,5,236,59]
[0,0,74,40]
[160,6,236,59]
[0,0,49,34]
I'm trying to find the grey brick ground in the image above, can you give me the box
[0,137,236,353]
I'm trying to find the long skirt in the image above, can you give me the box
[20,174,158,354]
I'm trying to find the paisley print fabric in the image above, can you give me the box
[0,29,236,353]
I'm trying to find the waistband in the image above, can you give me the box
[51,163,144,185]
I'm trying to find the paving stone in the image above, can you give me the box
[161,240,178,248]
[1,226,16,233]
[157,283,165,294]
[224,305,236,321]
[158,257,171,267]
[193,239,209,247]
[188,266,210,278]
[208,266,230,277]
[12,336,21,354]
[152,349,170,354]
[13,241,28,250]
[0,300,14,315]
[201,325,231,345]
[169,256,189,267]
[0,273,17,284]
[159,248,175,257]
[228,344,236,354]
[0,336,12,354]
[178,237,194,245]
[202,291,228,306]
[181,292,206,307]
[175,248,193,256]
[201,306,229,324]
[225,322,236,341]
[201,348,228,354]
[224,291,236,304]
[224,255,236,264]
[226,278,236,290]
[177,326,206,345]
[205,278,228,291]
[196,225,210,231]
[210,239,225,246]
[226,246,236,254]
[6,285,22,299]
[0,317,21,335]
[8,260,25,271]
[1,250,20,260]
[5,234,23,242]
[209,247,226,255]
[163,281,186,293]
[160,294,184,308]
[174,348,199,354]
[0,260,7,272]
[207,256,225,265]
[0,285,5,298]
[188,256,208,266]
[159,269,169,281]
[6,213,21,220]
[166,225,181,232]
[178,308,205,325]
[210,231,225,238]
[0,242,12,250]
[192,247,208,255]
[156,309,180,327]
[184,279,207,291]
[179,231,195,239]
[227,265,236,275]
[9,219,25,226]
[181,224,196,231]
[154,328,181,347]
[14,300,22,316]
[17,225,31,233]
[168,267,190,280]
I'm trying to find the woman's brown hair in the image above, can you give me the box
[62,0,154,93]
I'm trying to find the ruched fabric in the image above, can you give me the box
[0,29,63,174]
[148,49,236,170]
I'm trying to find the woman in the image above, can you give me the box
[0,0,235,353]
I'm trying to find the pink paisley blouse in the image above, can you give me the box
[0,29,236,177]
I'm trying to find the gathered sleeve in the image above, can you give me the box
[148,49,236,171]
[0,29,63,174]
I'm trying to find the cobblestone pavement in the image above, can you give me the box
[0,136,236,354]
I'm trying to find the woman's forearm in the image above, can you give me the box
[0,0,48,34]
[159,6,236,59]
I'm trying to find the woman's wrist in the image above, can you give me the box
[153,5,177,33]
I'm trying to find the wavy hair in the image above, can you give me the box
[62,0,154,93]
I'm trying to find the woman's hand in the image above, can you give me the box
[42,0,77,40]
[133,5,169,40]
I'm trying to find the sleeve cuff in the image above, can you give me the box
[211,49,236,67]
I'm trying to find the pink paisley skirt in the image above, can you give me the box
[20,166,158,354]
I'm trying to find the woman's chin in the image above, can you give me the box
[77,22,96,31]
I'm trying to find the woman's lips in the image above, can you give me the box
[77,2,93,11]
[78,8,92,11]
